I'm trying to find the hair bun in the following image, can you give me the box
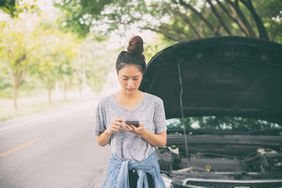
[127,36,144,55]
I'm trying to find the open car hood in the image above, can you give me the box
[140,37,282,123]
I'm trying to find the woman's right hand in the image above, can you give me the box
[97,118,124,146]
[105,118,124,135]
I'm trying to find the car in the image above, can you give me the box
[140,36,282,188]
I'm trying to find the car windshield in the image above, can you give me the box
[166,116,282,135]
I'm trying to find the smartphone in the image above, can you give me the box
[125,120,140,127]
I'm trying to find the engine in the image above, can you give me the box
[157,147,282,175]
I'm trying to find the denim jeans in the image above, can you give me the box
[102,152,166,188]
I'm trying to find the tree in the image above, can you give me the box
[29,25,79,103]
[0,18,40,110]
[55,0,282,43]
[77,38,114,92]
[0,22,10,94]
[0,0,38,18]
[0,0,42,110]
[54,0,113,37]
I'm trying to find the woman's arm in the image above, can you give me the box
[132,126,167,147]
[96,129,112,146]
[96,118,123,146]
[141,130,167,147]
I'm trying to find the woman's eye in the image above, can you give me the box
[121,77,139,81]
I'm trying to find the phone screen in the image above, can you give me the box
[125,120,140,127]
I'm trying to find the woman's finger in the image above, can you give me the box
[126,125,134,132]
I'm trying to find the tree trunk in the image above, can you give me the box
[13,84,19,111]
[226,0,256,37]
[178,0,219,36]
[240,0,269,40]
[167,2,202,39]
[63,80,68,101]
[207,0,232,35]
[12,71,23,111]
[48,87,52,104]
[79,85,82,96]
[215,0,248,36]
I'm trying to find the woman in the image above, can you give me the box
[95,36,167,188]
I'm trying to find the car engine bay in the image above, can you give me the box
[157,134,282,187]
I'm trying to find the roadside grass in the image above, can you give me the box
[0,91,96,122]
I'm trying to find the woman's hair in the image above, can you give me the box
[116,36,146,74]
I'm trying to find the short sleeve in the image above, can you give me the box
[153,98,167,134]
[94,103,107,136]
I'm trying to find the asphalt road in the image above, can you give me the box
[0,99,111,188]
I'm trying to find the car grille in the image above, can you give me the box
[171,179,282,188]
[158,158,172,173]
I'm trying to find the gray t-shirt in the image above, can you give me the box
[94,92,167,162]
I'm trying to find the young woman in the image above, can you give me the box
[95,36,167,188]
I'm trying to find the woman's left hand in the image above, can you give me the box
[125,122,167,147]
[124,123,145,135]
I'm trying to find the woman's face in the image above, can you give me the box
[118,64,143,94]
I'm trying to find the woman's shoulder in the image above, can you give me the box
[96,94,114,107]
[144,92,164,104]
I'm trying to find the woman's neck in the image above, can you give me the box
[119,90,141,99]
[115,90,144,109]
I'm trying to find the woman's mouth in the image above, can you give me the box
[126,88,135,91]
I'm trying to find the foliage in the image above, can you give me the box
[144,35,175,61]
[54,0,113,37]
[77,38,115,92]
[30,26,81,100]
[0,62,11,91]
[0,16,42,109]
[0,1,115,110]
[254,0,282,42]
[55,0,282,43]
[0,0,38,17]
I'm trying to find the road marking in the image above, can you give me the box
[0,138,40,157]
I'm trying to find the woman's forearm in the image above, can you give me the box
[96,129,112,146]
[139,130,167,148]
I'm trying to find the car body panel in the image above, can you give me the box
[140,37,282,123]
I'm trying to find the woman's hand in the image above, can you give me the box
[106,118,144,135]
[124,122,145,135]
[96,117,124,147]
[105,118,124,135]
[124,122,167,147]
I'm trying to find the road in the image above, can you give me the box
[0,99,111,188]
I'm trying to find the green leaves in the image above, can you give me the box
[0,6,115,109]
[0,0,39,18]
[56,0,282,43]
[54,0,114,37]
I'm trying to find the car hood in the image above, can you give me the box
[140,37,282,123]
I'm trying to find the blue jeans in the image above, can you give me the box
[102,152,166,188]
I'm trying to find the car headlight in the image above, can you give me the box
[162,173,172,188]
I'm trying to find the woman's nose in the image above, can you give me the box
[127,79,134,87]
